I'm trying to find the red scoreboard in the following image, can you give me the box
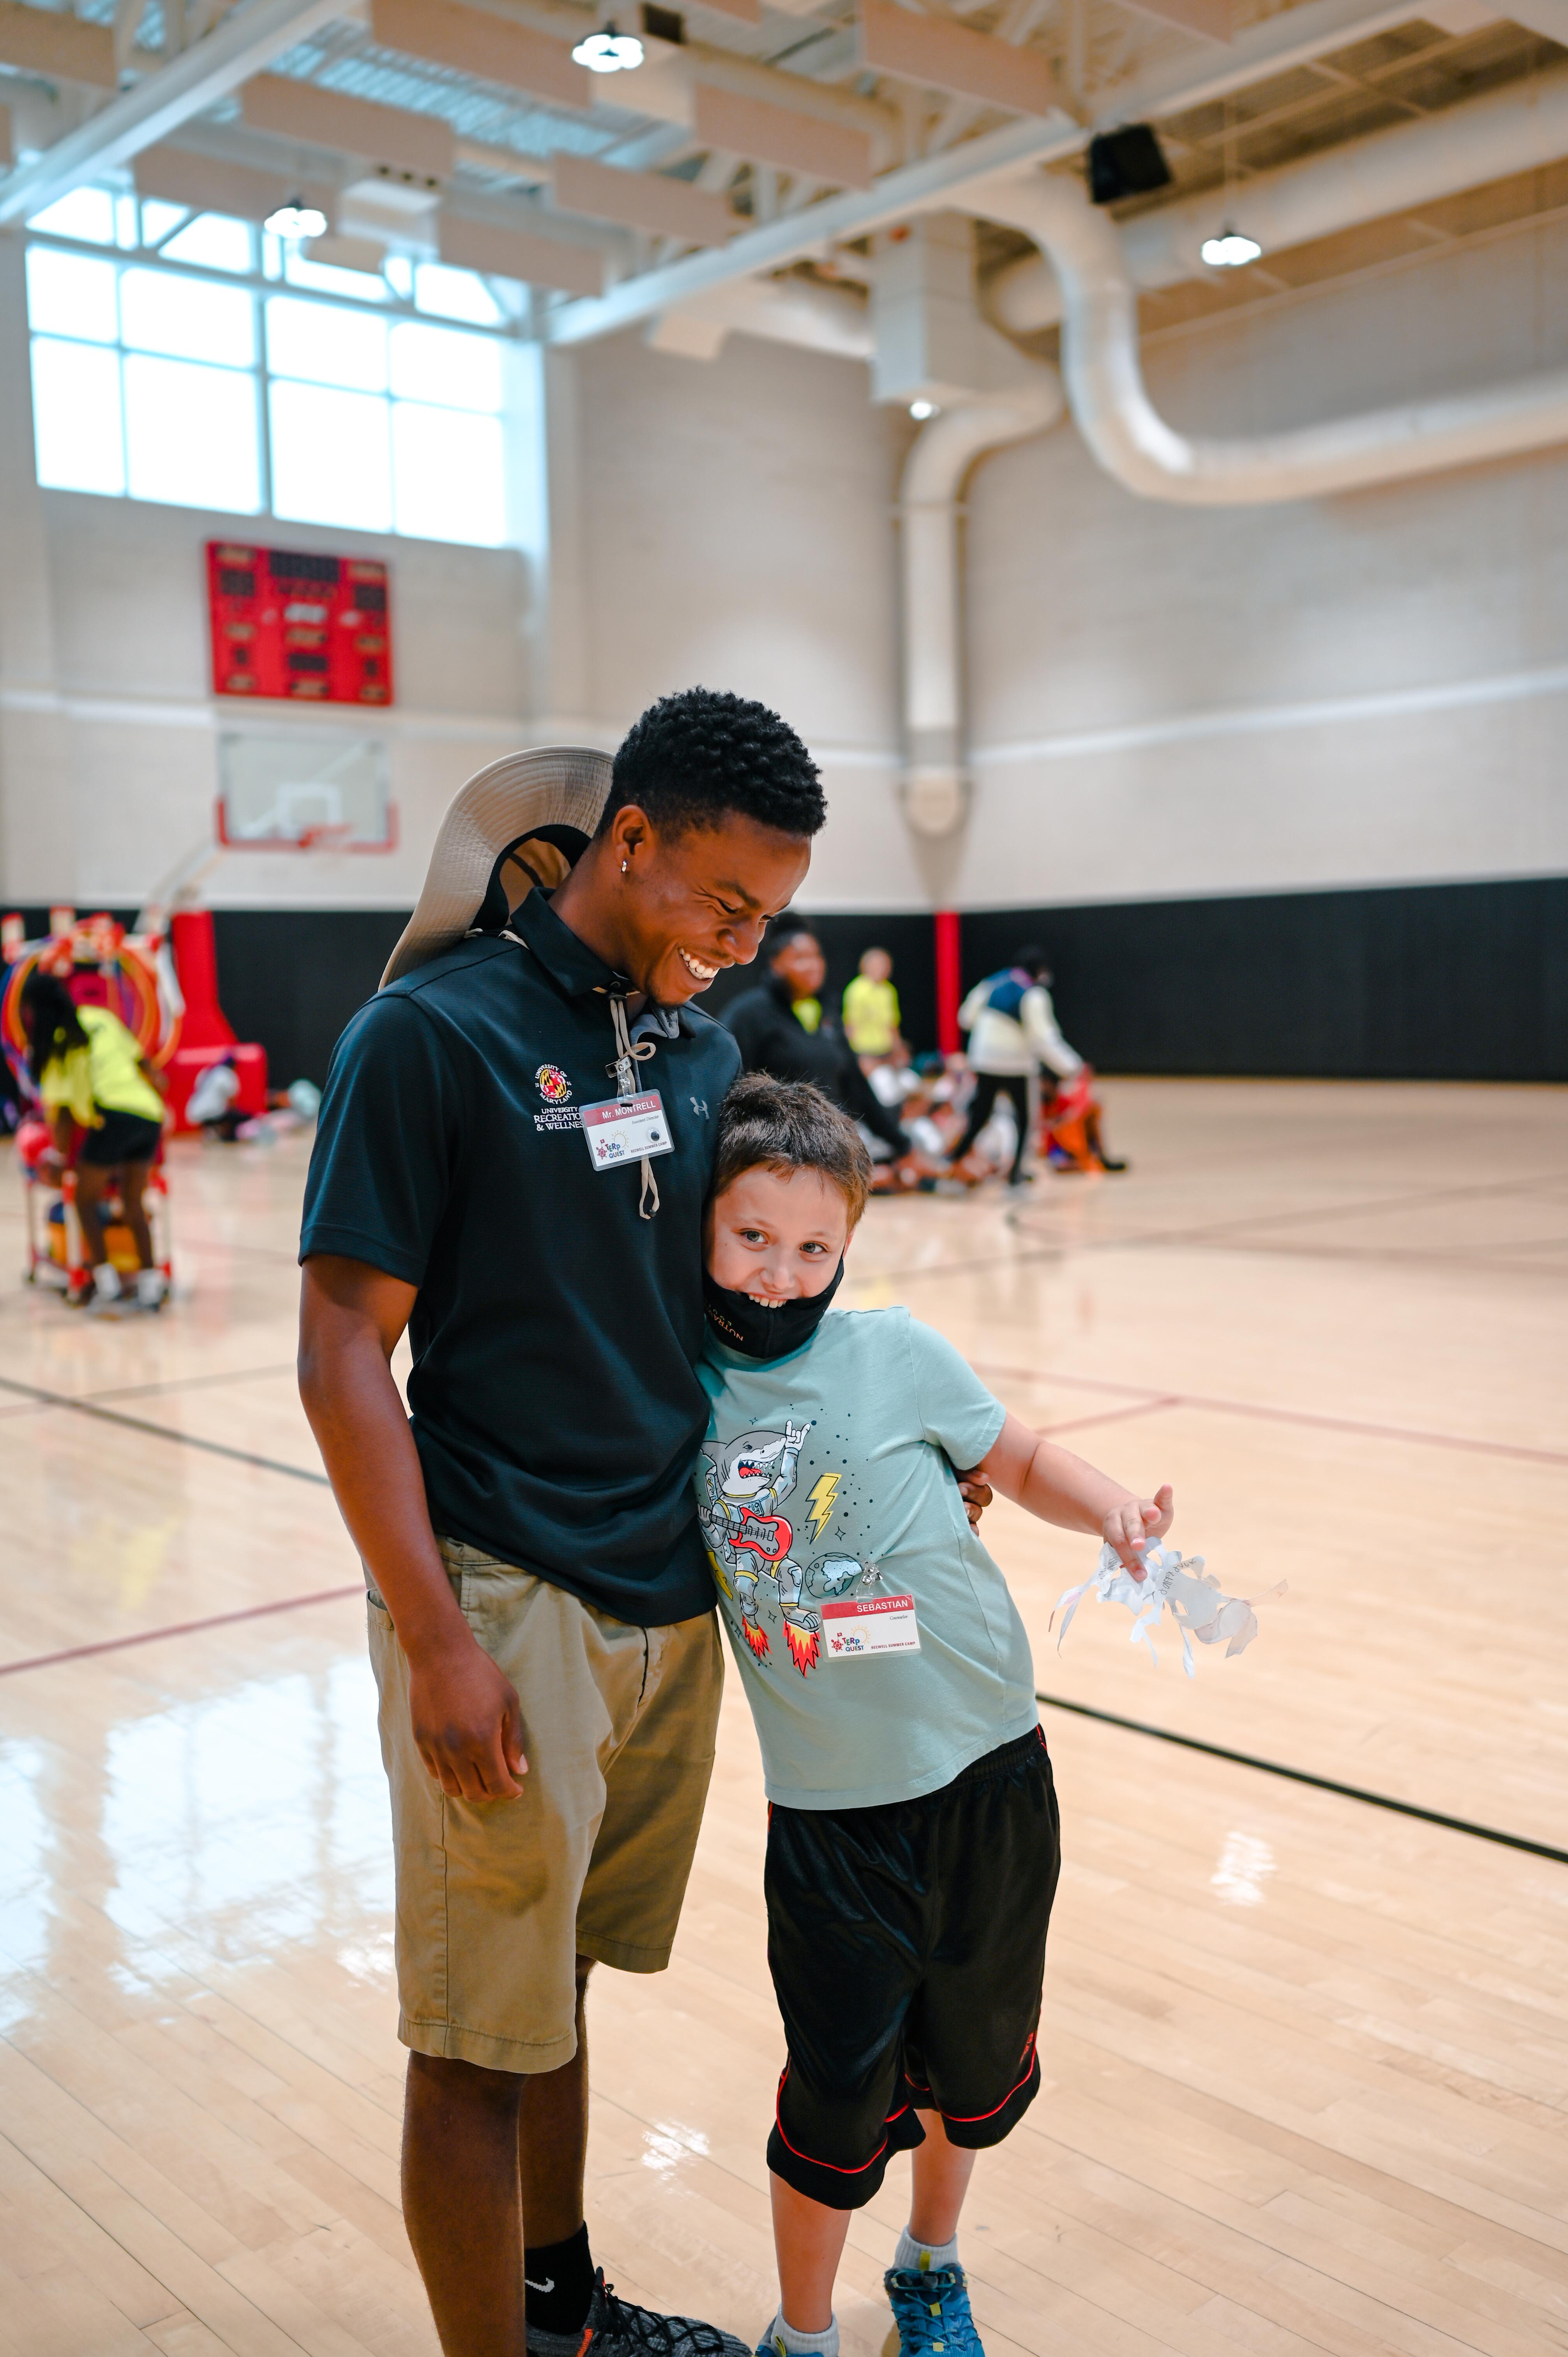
[206,541,394,705]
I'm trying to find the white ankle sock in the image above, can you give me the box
[761,2309,838,2357]
[893,2227,960,2275]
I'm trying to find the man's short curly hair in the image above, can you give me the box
[600,687,826,841]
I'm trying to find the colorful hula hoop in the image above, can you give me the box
[1,933,179,1067]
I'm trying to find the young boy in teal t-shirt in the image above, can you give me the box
[696,1075,1175,2357]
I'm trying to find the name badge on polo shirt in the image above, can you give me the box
[823,1593,920,1659]
[580,1090,676,1173]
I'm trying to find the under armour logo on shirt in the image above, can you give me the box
[691,1097,710,1118]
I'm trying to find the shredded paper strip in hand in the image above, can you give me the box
[1050,1541,1284,1679]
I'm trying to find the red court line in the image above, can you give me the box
[1037,1399,1183,1439]
[1007,1164,1568,1256]
[975,1363,1568,1467]
[0,1585,365,1679]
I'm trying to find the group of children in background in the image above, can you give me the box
[839,943,1127,1185]
[6,932,1115,1325]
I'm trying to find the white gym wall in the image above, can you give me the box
[2,203,1567,918]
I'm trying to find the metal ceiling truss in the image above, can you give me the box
[0,0,1562,341]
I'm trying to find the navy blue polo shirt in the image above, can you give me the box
[299,889,741,1627]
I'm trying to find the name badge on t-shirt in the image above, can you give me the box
[823,1593,920,1659]
[580,1090,675,1172]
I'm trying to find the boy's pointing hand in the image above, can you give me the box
[1103,1484,1174,1581]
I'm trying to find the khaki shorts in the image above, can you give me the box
[368,1539,724,2074]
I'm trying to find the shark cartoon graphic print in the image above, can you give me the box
[698,1423,821,1675]
[697,1424,875,1679]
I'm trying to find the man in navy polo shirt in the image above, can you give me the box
[298,693,823,2357]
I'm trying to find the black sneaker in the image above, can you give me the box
[527,2270,749,2357]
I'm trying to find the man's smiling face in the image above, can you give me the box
[616,808,812,1006]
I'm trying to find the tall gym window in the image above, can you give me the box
[24,187,512,548]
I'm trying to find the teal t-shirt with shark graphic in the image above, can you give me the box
[695,1305,1038,1809]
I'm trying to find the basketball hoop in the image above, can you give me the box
[214,800,399,853]
[214,733,397,853]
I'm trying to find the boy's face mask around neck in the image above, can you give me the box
[702,1260,845,1360]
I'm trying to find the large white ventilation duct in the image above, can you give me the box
[977,173,1568,504]
[985,64,1568,337]
[901,347,1063,837]
[646,274,870,362]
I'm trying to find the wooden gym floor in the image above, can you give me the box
[0,1079,1564,2357]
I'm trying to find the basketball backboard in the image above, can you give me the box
[216,732,396,851]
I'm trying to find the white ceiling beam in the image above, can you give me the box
[544,0,1429,345]
[1098,0,1430,117]
[0,0,347,225]
[988,58,1568,327]
[115,0,155,77]
[550,111,1077,344]
[1116,0,1232,42]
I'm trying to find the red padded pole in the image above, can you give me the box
[934,908,961,1057]
[170,909,236,1050]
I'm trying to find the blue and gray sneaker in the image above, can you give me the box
[884,2264,984,2356]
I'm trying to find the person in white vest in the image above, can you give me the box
[953,947,1083,1186]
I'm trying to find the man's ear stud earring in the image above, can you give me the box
[621,859,629,874]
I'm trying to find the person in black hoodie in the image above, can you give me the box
[724,920,921,1178]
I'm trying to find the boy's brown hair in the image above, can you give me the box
[712,1073,872,1227]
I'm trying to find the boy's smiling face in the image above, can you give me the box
[705,1165,851,1307]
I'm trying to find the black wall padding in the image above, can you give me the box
[210,909,412,1088]
[9,875,1564,1083]
[708,878,1567,1081]
[957,876,1568,1081]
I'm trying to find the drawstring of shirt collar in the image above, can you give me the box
[609,992,660,1221]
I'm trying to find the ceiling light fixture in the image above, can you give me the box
[264,198,329,240]
[572,22,645,71]
[1201,226,1263,268]
[909,398,938,420]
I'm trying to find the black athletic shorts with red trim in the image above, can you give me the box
[764,1726,1060,2210]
